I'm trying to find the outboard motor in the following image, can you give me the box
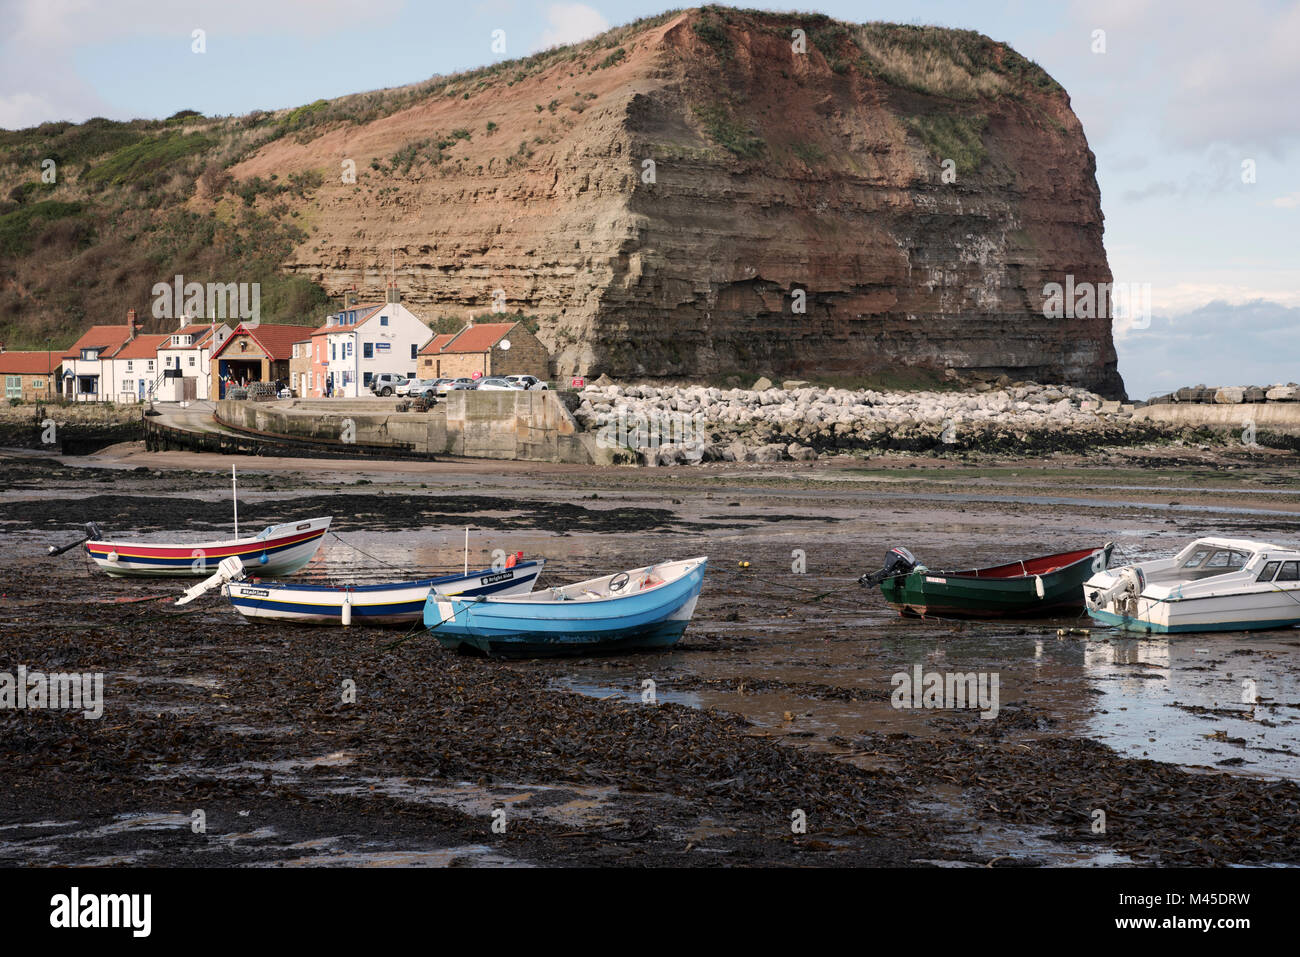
[47,522,103,557]
[859,547,918,587]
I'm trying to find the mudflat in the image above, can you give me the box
[1,443,1298,867]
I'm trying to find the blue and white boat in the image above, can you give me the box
[224,560,545,625]
[424,557,708,656]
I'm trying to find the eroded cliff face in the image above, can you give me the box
[238,8,1124,397]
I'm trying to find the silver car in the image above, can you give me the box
[475,377,523,391]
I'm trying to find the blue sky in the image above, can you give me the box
[3,0,1298,397]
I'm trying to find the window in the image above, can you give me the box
[1206,550,1246,569]
[126,360,133,372]
[5,375,20,398]
[331,343,336,360]
[346,341,353,357]
[363,372,373,387]
[410,343,418,360]
[147,361,154,371]
[32,379,43,390]
[188,356,196,367]
[1257,562,1281,582]
[380,315,388,326]
[1182,550,1210,569]
[1277,562,1300,582]
[81,348,99,361]
[363,342,373,359]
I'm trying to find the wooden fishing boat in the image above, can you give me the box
[1085,537,1300,633]
[860,544,1112,619]
[76,517,332,578]
[223,559,545,625]
[424,557,708,657]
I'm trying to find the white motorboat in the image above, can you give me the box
[1084,537,1300,633]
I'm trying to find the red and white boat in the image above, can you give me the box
[80,517,332,578]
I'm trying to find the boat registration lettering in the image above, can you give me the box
[238,588,269,597]
[296,523,312,531]
[925,576,946,584]
[481,571,513,585]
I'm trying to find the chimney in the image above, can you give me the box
[0,341,5,354]
[179,314,189,329]
[386,281,400,304]
[127,309,138,340]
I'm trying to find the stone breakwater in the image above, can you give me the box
[574,383,1168,465]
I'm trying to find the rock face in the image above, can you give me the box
[237,8,1124,397]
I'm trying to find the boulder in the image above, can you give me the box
[751,376,774,391]
[1213,387,1245,404]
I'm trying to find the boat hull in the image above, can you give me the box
[426,560,706,657]
[226,561,544,625]
[85,517,331,578]
[1086,607,1300,634]
[882,546,1110,619]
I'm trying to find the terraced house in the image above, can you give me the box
[156,317,231,402]
[0,349,59,401]
[60,312,139,402]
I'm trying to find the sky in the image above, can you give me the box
[2,0,1298,398]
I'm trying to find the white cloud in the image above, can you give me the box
[0,0,402,129]
[1269,192,1300,210]
[534,3,608,52]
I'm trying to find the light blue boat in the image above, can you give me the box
[424,557,708,657]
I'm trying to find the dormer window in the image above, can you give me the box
[81,348,99,361]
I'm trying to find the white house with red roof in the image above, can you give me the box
[104,333,171,403]
[312,288,432,397]
[60,311,140,402]
[155,317,231,401]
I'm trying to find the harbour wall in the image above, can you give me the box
[213,392,593,463]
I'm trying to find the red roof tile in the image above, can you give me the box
[113,334,171,360]
[418,333,457,356]
[441,322,517,353]
[62,325,133,359]
[0,351,60,375]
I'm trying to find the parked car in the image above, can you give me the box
[403,378,442,400]
[370,373,411,397]
[504,375,548,390]
[475,377,523,391]
[395,377,437,397]
[438,378,477,395]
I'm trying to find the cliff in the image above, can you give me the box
[0,7,1124,397]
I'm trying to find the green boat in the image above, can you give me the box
[859,544,1113,619]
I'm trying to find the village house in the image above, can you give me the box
[155,317,231,402]
[105,333,170,403]
[209,323,318,399]
[0,348,60,402]
[60,312,140,402]
[417,320,550,380]
[289,338,312,398]
[311,287,432,397]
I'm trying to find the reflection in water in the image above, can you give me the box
[1084,634,1300,779]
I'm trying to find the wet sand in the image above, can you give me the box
[1,444,1299,867]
